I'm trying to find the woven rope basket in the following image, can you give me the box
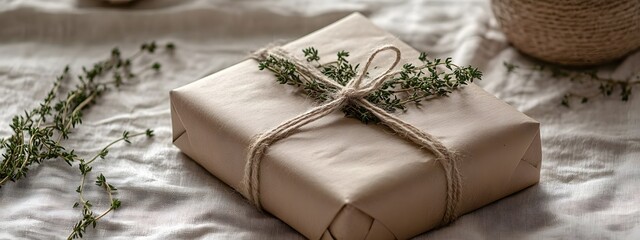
[492,0,640,66]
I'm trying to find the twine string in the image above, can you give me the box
[244,45,462,224]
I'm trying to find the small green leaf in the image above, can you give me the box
[166,42,176,51]
[151,62,162,72]
[111,198,122,210]
[581,97,588,103]
[145,129,155,137]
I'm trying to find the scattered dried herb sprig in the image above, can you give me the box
[68,129,154,240]
[257,47,482,123]
[503,62,640,107]
[0,41,174,239]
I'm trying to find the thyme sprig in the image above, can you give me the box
[0,41,175,239]
[258,47,482,123]
[503,62,640,107]
[0,41,173,187]
[68,130,154,240]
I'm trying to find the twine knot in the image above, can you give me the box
[337,87,363,100]
[244,45,463,225]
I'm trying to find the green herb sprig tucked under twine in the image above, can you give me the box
[257,47,482,123]
[0,41,175,239]
[503,62,640,107]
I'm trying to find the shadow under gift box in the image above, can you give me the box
[170,13,541,240]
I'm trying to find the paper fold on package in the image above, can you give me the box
[171,13,541,239]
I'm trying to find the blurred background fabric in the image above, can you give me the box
[0,0,638,239]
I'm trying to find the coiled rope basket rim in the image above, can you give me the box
[491,0,640,66]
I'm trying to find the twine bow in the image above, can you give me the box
[243,45,462,224]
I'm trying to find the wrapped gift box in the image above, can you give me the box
[170,13,541,240]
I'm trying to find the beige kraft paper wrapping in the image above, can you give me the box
[170,13,541,240]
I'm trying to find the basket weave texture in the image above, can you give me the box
[492,0,640,66]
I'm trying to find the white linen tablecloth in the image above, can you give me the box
[1,0,638,239]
